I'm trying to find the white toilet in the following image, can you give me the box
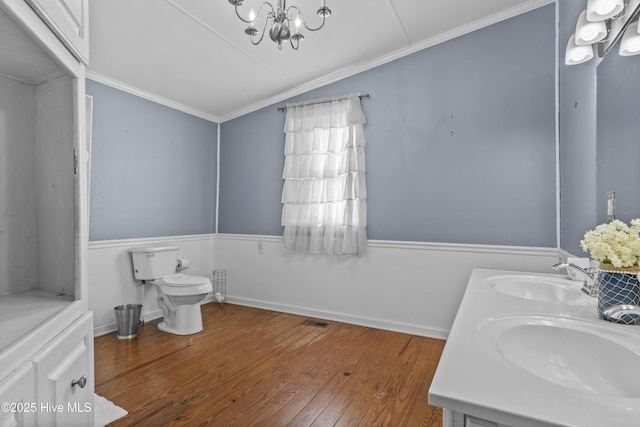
[129,245,212,335]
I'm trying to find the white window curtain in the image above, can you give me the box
[281,93,367,255]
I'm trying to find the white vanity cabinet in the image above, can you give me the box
[0,0,93,425]
[444,410,510,427]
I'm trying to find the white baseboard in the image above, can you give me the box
[225,296,450,340]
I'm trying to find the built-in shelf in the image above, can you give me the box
[0,291,74,351]
[0,1,93,423]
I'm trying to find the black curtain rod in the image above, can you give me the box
[277,93,370,112]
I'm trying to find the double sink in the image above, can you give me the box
[484,275,640,399]
[429,269,640,426]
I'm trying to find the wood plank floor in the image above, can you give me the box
[94,303,446,426]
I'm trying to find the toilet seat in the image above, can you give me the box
[162,273,210,286]
[152,273,212,296]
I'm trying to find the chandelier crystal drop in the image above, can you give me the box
[228,0,331,50]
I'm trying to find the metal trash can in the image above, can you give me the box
[114,304,143,339]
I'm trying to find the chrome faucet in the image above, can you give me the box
[602,304,640,320]
[552,262,598,296]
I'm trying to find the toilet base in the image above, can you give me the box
[157,303,204,335]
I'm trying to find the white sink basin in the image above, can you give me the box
[484,275,583,303]
[481,315,640,397]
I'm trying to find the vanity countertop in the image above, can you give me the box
[428,268,640,427]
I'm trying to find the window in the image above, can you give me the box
[281,94,367,255]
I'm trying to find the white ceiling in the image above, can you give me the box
[87,0,553,122]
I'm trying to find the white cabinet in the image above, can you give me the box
[34,313,94,427]
[0,0,93,426]
[25,0,89,64]
[0,314,93,427]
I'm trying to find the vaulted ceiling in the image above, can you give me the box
[88,0,553,122]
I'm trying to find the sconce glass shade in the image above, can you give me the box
[575,10,607,44]
[565,34,594,64]
[620,21,640,55]
[586,0,624,21]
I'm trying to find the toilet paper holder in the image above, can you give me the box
[176,256,190,271]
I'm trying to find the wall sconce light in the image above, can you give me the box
[566,34,595,64]
[619,20,640,54]
[575,10,607,44]
[587,0,624,21]
[566,0,640,65]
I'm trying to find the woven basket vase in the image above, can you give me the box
[597,265,640,325]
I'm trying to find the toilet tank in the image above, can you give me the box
[129,245,179,280]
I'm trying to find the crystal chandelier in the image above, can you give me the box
[228,0,331,50]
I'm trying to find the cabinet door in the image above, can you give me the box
[25,0,89,64]
[33,313,94,427]
[0,363,37,427]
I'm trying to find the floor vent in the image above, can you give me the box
[301,319,329,328]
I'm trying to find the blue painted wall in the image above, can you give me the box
[220,5,557,246]
[87,80,218,241]
[597,52,640,226]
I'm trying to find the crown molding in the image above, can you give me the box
[85,70,221,123]
[86,0,553,124]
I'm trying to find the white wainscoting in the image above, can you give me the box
[217,235,560,339]
[89,233,561,339]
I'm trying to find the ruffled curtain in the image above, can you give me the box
[281,94,367,255]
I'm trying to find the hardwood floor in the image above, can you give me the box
[94,303,446,426]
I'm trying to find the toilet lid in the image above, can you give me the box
[161,273,211,286]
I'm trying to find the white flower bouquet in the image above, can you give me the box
[581,219,640,268]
